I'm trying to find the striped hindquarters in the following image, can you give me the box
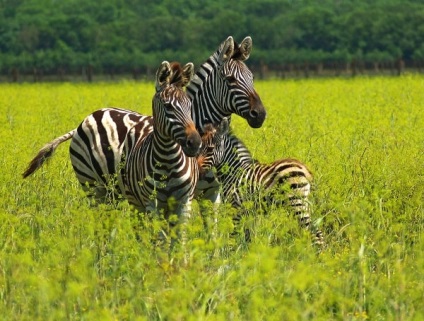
[69,107,153,200]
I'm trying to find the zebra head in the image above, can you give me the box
[197,117,229,174]
[215,36,266,128]
[154,61,202,157]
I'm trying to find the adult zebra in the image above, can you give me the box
[120,61,230,217]
[23,36,266,209]
[116,61,199,259]
[210,133,325,246]
[119,61,201,214]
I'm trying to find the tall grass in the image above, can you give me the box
[1,76,423,320]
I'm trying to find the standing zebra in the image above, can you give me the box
[22,107,153,201]
[23,36,267,209]
[120,60,203,216]
[119,61,230,260]
[117,61,201,257]
[212,133,324,246]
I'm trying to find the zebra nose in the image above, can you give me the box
[186,137,196,148]
[247,93,266,128]
[183,132,202,157]
[188,136,201,149]
[249,110,259,118]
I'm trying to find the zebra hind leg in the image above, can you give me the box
[288,190,325,249]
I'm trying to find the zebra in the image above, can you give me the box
[120,60,200,210]
[24,36,267,209]
[114,61,200,259]
[211,133,325,246]
[119,61,230,260]
[196,119,229,178]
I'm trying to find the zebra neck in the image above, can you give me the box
[187,57,218,95]
[147,132,182,160]
[187,58,230,130]
[216,135,254,174]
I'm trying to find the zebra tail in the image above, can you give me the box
[22,129,76,178]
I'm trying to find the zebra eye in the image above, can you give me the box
[163,103,173,111]
[226,75,237,83]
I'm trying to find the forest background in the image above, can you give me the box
[1,0,424,81]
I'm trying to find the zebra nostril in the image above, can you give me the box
[182,134,202,157]
[249,110,258,118]
[186,137,200,150]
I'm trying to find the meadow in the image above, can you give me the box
[0,75,423,320]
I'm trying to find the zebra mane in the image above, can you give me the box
[230,40,244,60]
[169,62,190,88]
[188,38,234,94]
[213,38,244,62]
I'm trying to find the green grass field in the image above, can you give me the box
[1,76,423,320]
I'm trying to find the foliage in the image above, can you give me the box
[1,76,424,320]
[0,0,424,76]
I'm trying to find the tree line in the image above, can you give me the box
[1,0,424,81]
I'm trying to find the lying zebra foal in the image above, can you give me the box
[213,133,325,247]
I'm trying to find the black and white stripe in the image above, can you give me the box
[69,108,153,200]
[213,134,324,246]
[120,61,201,220]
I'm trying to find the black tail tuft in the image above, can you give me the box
[22,146,53,178]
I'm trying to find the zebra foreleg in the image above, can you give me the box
[195,170,221,239]
[198,192,220,240]
[169,200,192,266]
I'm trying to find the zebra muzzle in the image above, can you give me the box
[180,131,202,157]
[246,93,266,128]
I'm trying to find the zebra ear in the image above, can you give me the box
[218,36,235,65]
[238,36,252,61]
[217,117,230,136]
[156,61,172,91]
[181,62,194,87]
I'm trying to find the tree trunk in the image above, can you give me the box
[11,67,19,82]
[132,68,140,80]
[303,62,310,78]
[396,58,404,76]
[86,64,93,82]
[57,67,65,81]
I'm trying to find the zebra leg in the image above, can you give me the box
[288,184,325,247]
[226,184,252,243]
[195,170,222,240]
[169,200,192,266]
[230,210,251,243]
[144,199,171,262]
